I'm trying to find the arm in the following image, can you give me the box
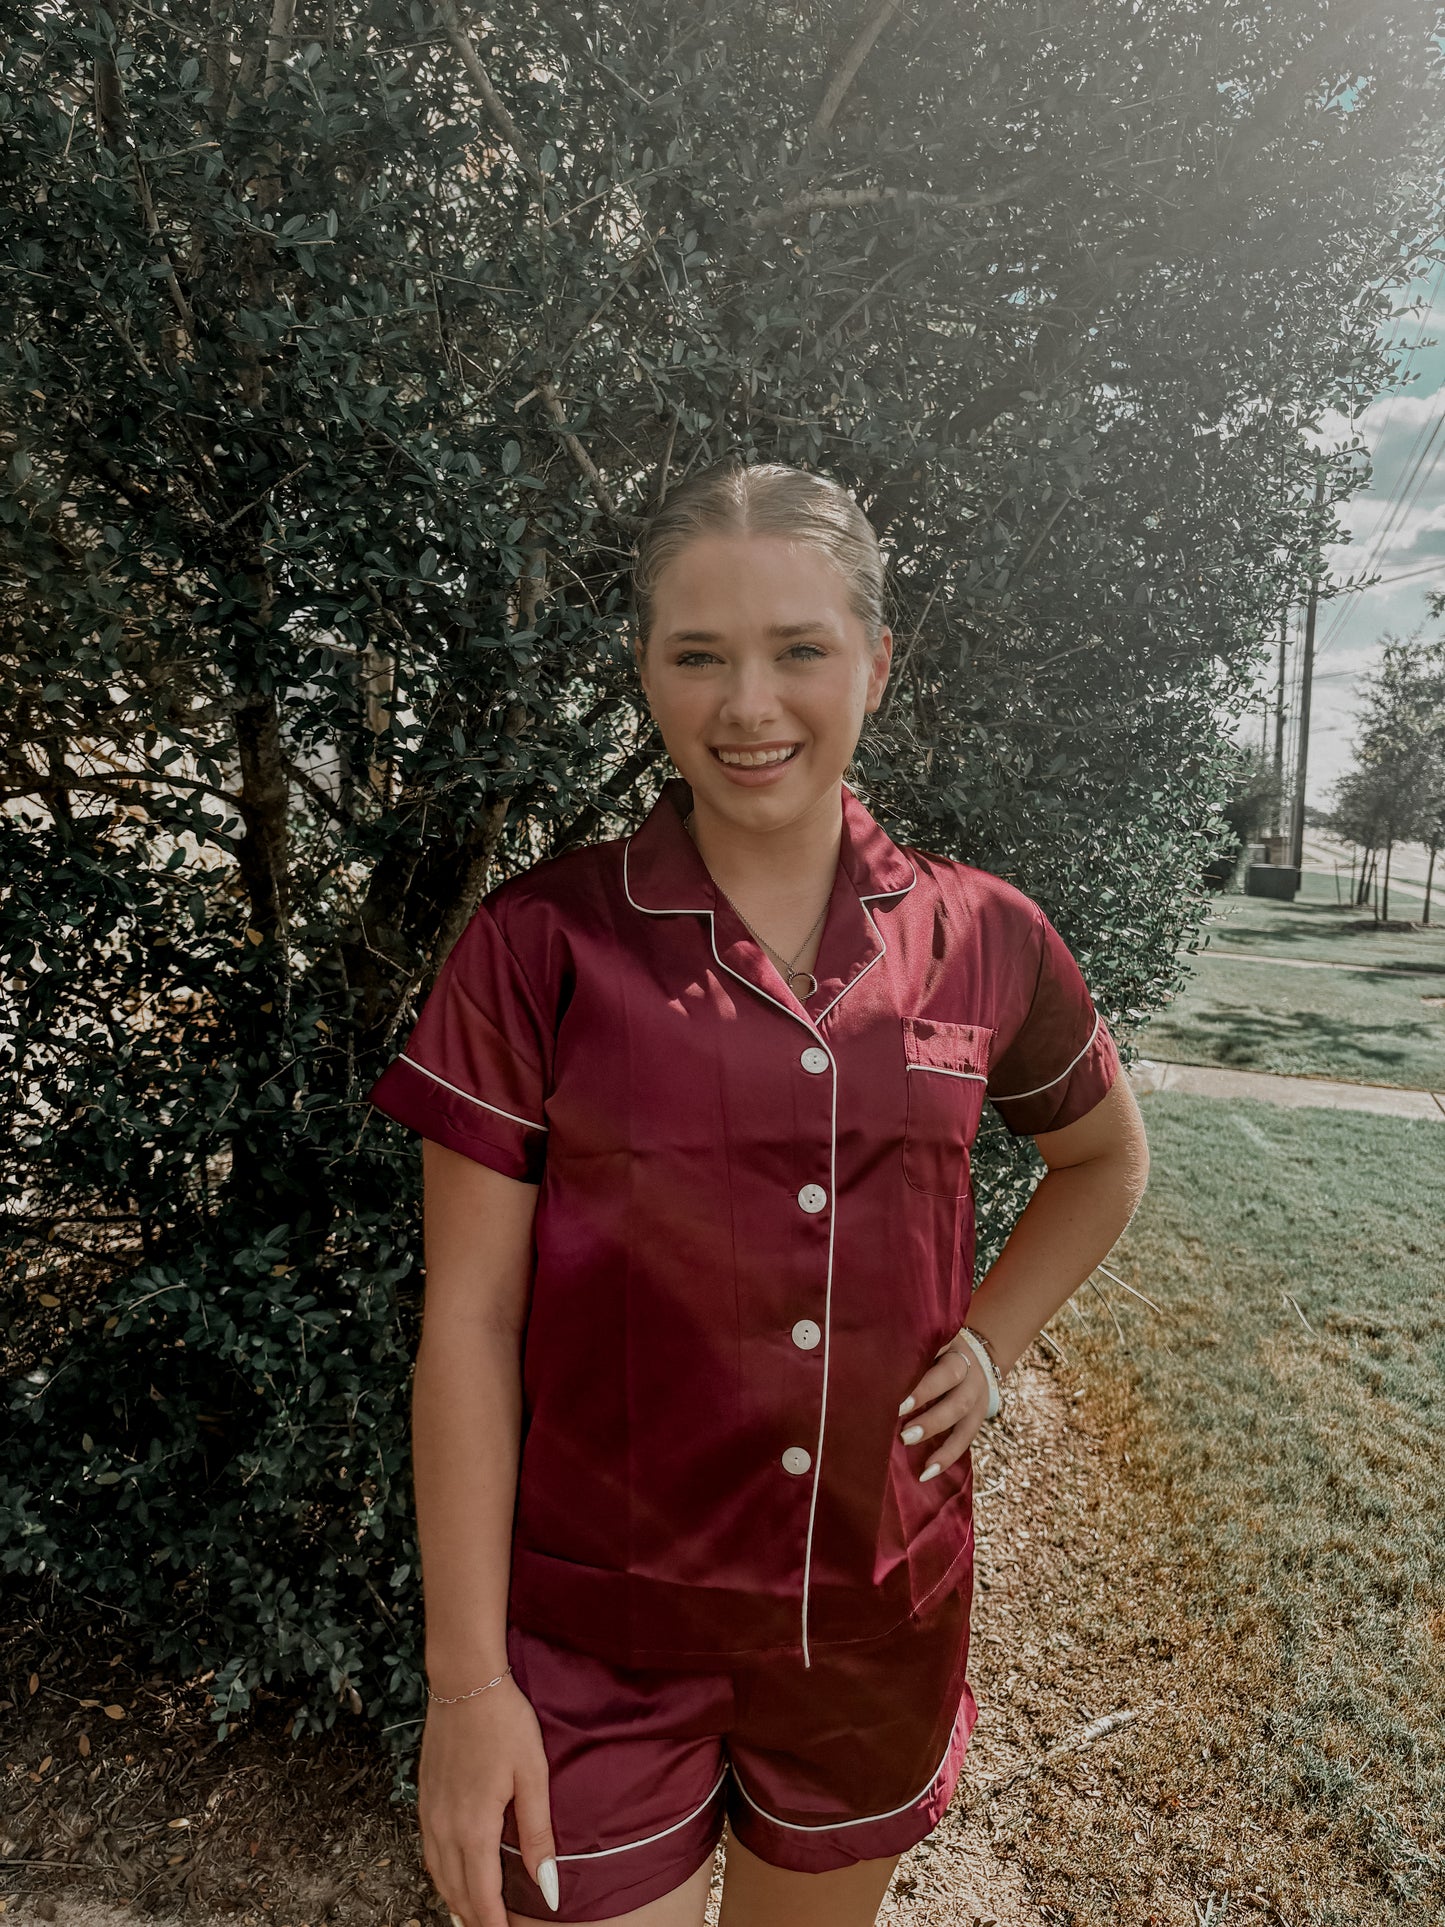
[897,1073,1150,1477]
[413,1139,560,1924]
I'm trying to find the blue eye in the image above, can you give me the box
[787,644,826,660]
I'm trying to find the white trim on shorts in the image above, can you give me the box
[499,1765,727,1863]
[728,1698,963,1834]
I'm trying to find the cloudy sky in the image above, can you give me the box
[1287,255,1445,807]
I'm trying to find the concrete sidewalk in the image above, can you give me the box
[1202,947,1445,977]
[1129,1057,1445,1121]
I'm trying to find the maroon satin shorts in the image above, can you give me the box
[499,1579,978,1922]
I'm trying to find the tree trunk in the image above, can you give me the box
[1424,838,1438,927]
[1381,836,1393,923]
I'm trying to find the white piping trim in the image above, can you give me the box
[989,1010,1101,1103]
[622,832,713,916]
[905,1063,987,1084]
[729,1698,962,1834]
[500,1765,727,1862]
[623,829,918,1668]
[398,1052,548,1133]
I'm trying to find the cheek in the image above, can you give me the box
[647,675,709,731]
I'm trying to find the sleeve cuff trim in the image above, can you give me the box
[398,1051,548,1132]
[990,1010,1101,1102]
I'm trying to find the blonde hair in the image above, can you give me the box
[631,459,887,650]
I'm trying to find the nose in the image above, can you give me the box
[716,658,782,735]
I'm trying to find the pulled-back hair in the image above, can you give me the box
[631,460,886,650]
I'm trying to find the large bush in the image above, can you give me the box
[2,0,1441,1748]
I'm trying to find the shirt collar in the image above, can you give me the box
[623,776,917,1026]
[623,775,916,913]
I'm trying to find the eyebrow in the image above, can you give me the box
[661,622,833,644]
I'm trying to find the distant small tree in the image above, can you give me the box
[1330,762,1391,910]
[1204,742,1283,886]
[1418,735,1445,926]
[1425,597,1445,924]
[1331,633,1445,922]
[1222,744,1285,850]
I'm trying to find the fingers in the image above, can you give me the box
[898,1347,974,1429]
[422,1830,483,1927]
[512,1750,561,1912]
[898,1351,987,1480]
[422,1808,509,1927]
[458,1828,510,1927]
[916,1414,982,1480]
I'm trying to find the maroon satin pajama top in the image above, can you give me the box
[368,776,1120,1671]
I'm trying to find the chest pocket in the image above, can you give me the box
[902,1018,994,1197]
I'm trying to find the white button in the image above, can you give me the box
[797,1183,827,1214]
[781,1446,812,1475]
[791,1319,821,1351]
[800,1047,829,1074]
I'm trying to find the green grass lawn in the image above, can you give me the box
[1060,1094,1445,1923]
[1140,871,1445,1088]
[1198,869,1445,971]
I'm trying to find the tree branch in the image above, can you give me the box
[92,22,196,351]
[0,768,241,810]
[432,0,547,198]
[810,0,903,144]
[749,173,1041,229]
[533,377,640,530]
[546,736,665,859]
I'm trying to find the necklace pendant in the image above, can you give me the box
[787,969,820,1000]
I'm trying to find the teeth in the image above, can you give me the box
[715,746,797,767]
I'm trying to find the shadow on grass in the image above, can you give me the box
[1199,900,1445,975]
[1158,1005,1438,1078]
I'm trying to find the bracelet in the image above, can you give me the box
[936,1328,1004,1421]
[426,1665,513,1705]
[966,1323,1009,1385]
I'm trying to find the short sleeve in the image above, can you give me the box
[366,900,551,1183]
[986,905,1120,1137]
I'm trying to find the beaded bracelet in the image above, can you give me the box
[426,1664,513,1705]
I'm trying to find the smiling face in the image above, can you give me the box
[633,532,892,835]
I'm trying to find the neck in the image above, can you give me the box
[685,783,845,900]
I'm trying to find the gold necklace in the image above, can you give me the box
[683,811,827,999]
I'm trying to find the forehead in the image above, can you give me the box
[650,533,856,636]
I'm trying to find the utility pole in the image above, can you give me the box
[1289,461,1327,875]
[1272,601,1289,837]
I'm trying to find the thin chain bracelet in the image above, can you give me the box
[966,1325,1012,1424]
[426,1665,513,1705]
[965,1324,1009,1384]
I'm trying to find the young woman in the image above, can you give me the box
[368,461,1150,1927]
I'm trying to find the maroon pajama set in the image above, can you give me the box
[369,776,1119,1921]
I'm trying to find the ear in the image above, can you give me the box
[864,627,893,712]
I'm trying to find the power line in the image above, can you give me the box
[1348,262,1445,552]
[1359,555,1445,589]
[1314,261,1445,657]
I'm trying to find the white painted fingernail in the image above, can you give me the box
[898,1395,915,1416]
[919,1462,941,1482]
[450,1914,464,1926]
[538,1856,560,1912]
[900,1424,924,1445]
